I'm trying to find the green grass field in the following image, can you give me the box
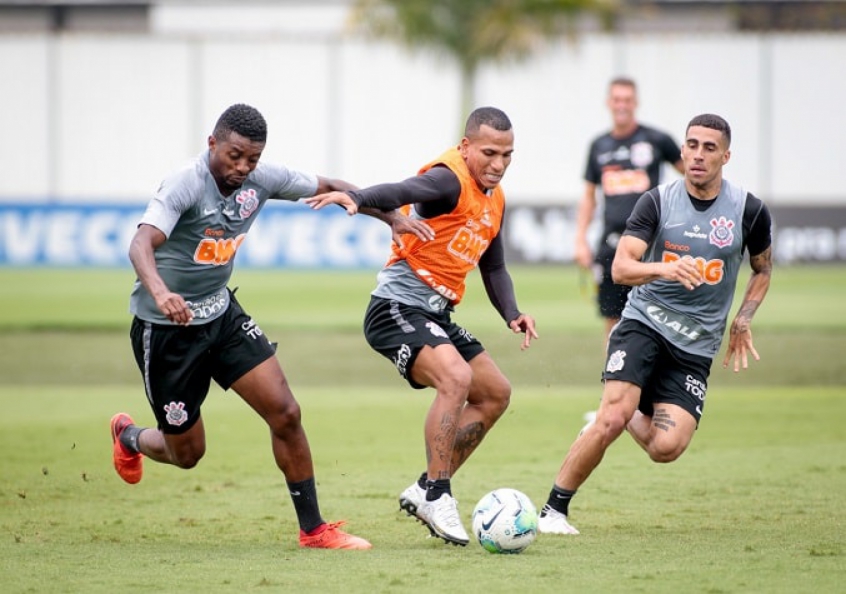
[1,265,844,593]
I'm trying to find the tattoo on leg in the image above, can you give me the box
[439,411,455,431]
[454,422,485,465]
[653,409,676,432]
[434,431,452,464]
[431,411,457,467]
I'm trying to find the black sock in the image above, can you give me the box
[415,471,427,489]
[119,425,144,454]
[425,478,451,502]
[287,477,324,534]
[544,485,577,516]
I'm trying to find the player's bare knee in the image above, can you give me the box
[438,368,473,401]
[595,407,629,439]
[490,380,512,416]
[172,448,204,469]
[267,399,303,436]
[647,442,685,463]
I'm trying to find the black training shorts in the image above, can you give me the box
[595,265,632,319]
[592,247,632,319]
[130,291,276,434]
[603,318,711,423]
[363,296,485,389]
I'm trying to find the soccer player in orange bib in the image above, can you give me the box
[305,107,538,546]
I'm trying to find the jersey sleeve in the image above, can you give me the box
[654,130,681,165]
[139,173,201,238]
[478,233,521,324]
[622,188,661,243]
[743,193,773,256]
[349,166,461,214]
[583,138,601,184]
[256,162,319,201]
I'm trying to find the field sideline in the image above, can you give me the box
[0,265,844,592]
[0,265,843,387]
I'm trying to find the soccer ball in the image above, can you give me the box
[471,488,538,554]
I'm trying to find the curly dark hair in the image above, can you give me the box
[465,106,512,138]
[213,103,267,143]
[687,113,731,148]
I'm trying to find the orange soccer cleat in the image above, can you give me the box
[299,521,372,550]
[110,413,144,484]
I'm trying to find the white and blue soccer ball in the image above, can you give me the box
[471,488,538,554]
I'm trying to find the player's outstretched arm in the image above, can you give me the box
[304,174,359,213]
[360,208,435,248]
[304,191,357,214]
[723,246,772,372]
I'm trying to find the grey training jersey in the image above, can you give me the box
[129,150,318,325]
[622,179,747,358]
[372,259,451,313]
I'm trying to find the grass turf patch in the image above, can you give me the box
[0,385,843,593]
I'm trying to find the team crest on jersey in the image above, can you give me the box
[630,142,654,168]
[606,350,626,373]
[236,188,259,219]
[426,321,448,339]
[163,401,188,426]
[709,216,735,249]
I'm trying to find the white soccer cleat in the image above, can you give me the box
[538,506,580,535]
[417,493,470,546]
[398,481,426,520]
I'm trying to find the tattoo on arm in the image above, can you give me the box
[733,246,773,333]
[750,246,773,275]
[732,300,759,333]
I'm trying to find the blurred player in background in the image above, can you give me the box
[110,103,432,550]
[305,107,538,547]
[575,77,684,341]
[540,113,773,535]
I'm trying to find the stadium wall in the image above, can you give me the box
[1,29,842,266]
[0,31,843,206]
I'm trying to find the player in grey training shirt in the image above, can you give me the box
[539,113,773,536]
[110,103,432,550]
[128,147,318,324]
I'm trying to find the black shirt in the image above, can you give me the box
[584,125,682,256]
